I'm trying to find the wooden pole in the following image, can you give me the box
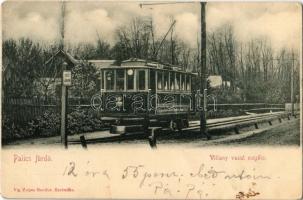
[61,64,68,148]
[291,51,295,116]
[200,2,210,139]
[60,2,68,148]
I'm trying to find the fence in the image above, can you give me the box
[207,103,285,112]
[3,97,286,124]
[2,97,93,125]
[3,98,59,125]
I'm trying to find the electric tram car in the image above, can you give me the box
[97,58,199,134]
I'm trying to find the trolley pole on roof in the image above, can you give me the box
[200,2,210,139]
[139,1,210,138]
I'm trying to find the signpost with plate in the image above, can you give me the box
[63,70,72,86]
[61,64,71,148]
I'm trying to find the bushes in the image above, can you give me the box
[2,107,104,143]
[67,107,104,134]
[2,111,60,143]
[207,109,246,119]
[34,111,60,137]
[2,116,30,142]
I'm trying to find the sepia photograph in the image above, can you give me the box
[2,1,301,148]
[1,1,302,199]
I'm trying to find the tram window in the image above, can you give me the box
[127,69,135,90]
[157,71,163,90]
[186,75,191,90]
[138,70,146,90]
[181,74,185,90]
[175,73,180,90]
[105,70,115,90]
[164,71,169,90]
[149,70,156,90]
[100,70,104,90]
[116,69,125,91]
[96,78,101,91]
[170,72,175,90]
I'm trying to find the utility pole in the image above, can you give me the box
[200,2,210,139]
[270,56,297,115]
[291,51,295,116]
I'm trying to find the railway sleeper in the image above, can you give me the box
[148,127,162,149]
[254,123,259,129]
[167,119,189,132]
[80,135,87,149]
[234,126,240,134]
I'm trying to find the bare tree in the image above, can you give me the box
[115,17,152,61]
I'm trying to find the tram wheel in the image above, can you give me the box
[169,120,177,131]
[176,119,183,132]
[183,119,189,128]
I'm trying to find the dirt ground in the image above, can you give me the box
[221,118,300,146]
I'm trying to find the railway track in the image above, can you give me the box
[69,112,295,147]
[185,112,288,131]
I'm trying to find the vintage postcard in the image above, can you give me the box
[1,1,302,199]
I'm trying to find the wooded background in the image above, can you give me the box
[2,18,300,104]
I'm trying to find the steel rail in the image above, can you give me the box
[184,112,286,131]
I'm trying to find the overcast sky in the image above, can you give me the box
[2,1,301,50]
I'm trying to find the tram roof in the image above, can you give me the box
[98,58,197,75]
[44,52,196,75]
